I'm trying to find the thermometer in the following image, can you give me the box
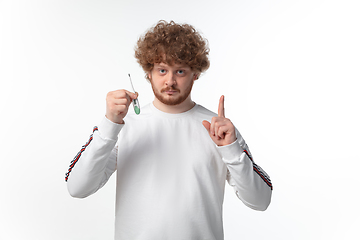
[128,74,140,115]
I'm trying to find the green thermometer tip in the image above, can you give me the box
[134,106,140,115]
[128,74,140,115]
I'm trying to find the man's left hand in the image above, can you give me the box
[202,95,237,146]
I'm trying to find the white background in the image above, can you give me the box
[1,0,359,239]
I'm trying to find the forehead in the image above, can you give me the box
[155,62,191,69]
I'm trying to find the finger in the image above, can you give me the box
[124,90,138,100]
[114,92,131,107]
[214,120,228,139]
[113,90,137,100]
[216,124,229,139]
[113,98,129,105]
[210,117,217,136]
[202,120,211,133]
[116,104,127,113]
[118,90,136,107]
[218,95,225,117]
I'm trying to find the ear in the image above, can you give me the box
[193,73,200,80]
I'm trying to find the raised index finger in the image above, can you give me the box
[218,95,225,117]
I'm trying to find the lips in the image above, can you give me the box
[161,88,179,94]
[165,91,178,94]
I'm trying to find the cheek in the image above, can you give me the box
[154,79,163,87]
[150,79,163,91]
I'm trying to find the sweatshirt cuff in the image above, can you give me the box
[98,116,124,141]
[216,139,244,164]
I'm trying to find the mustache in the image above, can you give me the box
[161,87,180,93]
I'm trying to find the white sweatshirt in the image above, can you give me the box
[66,103,272,240]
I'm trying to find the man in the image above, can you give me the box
[66,20,272,240]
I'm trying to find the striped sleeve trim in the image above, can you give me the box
[65,126,98,182]
[244,149,273,190]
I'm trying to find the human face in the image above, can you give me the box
[149,62,198,106]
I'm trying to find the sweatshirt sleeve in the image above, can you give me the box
[217,129,273,211]
[65,117,123,198]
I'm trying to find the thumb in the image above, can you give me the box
[124,90,138,100]
[202,120,211,133]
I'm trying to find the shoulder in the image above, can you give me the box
[193,104,217,121]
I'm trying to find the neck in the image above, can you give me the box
[153,95,195,114]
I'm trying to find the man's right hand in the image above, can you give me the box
[106,89,138,124]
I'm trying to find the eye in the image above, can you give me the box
[159,69,166,74]
[177,70,185,75]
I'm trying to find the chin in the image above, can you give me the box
[159,96,185,106]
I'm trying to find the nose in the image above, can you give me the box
[165,72,176,87]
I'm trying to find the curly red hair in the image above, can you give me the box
[135,20,210,80]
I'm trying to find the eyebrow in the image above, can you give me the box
[157,63,168,68]
[157,63,190,69]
